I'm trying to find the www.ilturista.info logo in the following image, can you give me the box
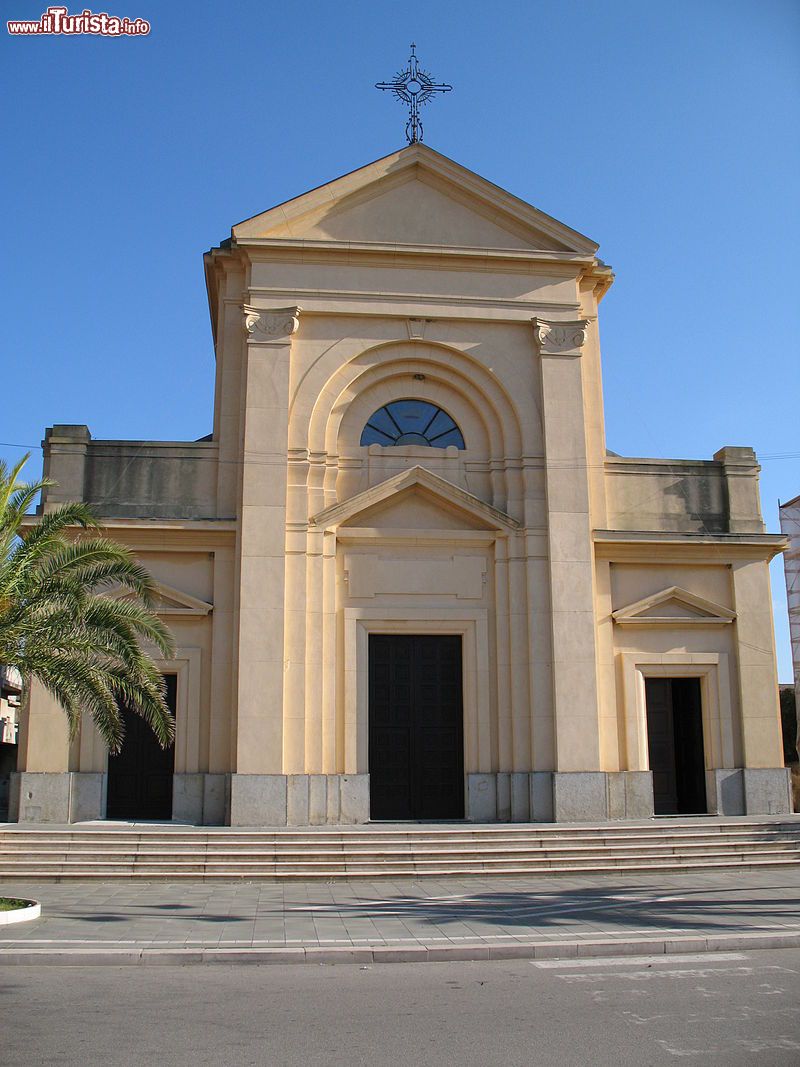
[8,6,150,35]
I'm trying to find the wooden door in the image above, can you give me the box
[671,678,707,814]
[645,678,679,815]
[645,677,706,815]
[369,635,464,820]
[106,674,176,820]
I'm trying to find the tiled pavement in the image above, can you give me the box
[1,868,800,959]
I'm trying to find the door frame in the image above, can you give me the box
[345,608,489,778]
[619,652,735,777]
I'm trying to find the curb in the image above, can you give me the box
[0,901,40,926]
[1,930,799,966]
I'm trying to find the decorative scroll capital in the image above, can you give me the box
[531,317,590,354]
[242,305,301,340]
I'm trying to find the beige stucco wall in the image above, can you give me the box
[42,428,220,520]
[607,563,742,769]
[19,143,789,822]
[779,498,800,717]
[605,449,766,535]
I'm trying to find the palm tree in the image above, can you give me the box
[0,454,175,753]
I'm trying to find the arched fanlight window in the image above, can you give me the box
[360,399,465,449]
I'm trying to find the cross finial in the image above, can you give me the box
[375,45,452,145]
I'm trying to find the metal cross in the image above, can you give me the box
[375,44,452,144]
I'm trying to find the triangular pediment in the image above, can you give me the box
[310,467,520,533]
[612,586,735,627]
[342,487,492,531]
[107,581,212,616]
[233,144,597,255]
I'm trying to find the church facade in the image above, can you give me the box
[12,144,792,825]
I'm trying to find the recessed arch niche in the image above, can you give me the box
[299,340,525,516]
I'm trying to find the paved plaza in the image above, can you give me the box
[2,866,800,964]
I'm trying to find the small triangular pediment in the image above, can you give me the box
[233,145,597,255]
[342,487,492,531]
[310,466,519,533]
[612,586,735,627]
[107,581,212,616]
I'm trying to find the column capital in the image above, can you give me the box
[531,317,590,355]
[242,305,301,341]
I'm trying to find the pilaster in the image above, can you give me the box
[234,306,300,777]
[494,537,512,772]
[320,531,338,772]
[713,446,766,534]
[209,546,235,773]
[214,262,247,519]
[532,318,601,773]
[21,677,74,773]
[508,532,531,770]
[41,425,91,510]
[730,558,784,768]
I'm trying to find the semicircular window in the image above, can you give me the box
[360,400,465,449]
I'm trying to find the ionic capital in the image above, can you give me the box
[242,305,301,341]
[531,317,590,354]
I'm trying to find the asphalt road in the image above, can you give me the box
[4,949,800,1066]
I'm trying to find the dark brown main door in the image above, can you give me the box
[645,677,706,815]
[106,674,176,820]
[369,634,464,820]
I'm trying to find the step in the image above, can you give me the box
[2,857,799,883]
[3,828,799,850]
[2,832,798,853]
[3,819,798,839]
[1,843,798,871]
[2,839,799,863]
[3,820,798,881]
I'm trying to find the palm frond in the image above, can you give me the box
[17,501,100,546]
[1,456,177,753]
[38,539,159,605]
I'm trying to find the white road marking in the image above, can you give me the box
[656,1039,717,1057]
[737,1037,800,1052]
[557,965,796,984]
[533,952,747,968]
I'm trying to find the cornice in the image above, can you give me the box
[234,236,597,267]
[335,528,500,548]
[605,456,721,473]
[594,530,788,563]
[243,288,582,309]
[20,516,237,552]
[65,440,218,453]
[231,291,585,324]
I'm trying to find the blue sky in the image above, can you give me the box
[2,0,799,677]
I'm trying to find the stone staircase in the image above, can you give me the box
[1,818,800,881]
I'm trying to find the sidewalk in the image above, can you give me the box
[1,866,799,965]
